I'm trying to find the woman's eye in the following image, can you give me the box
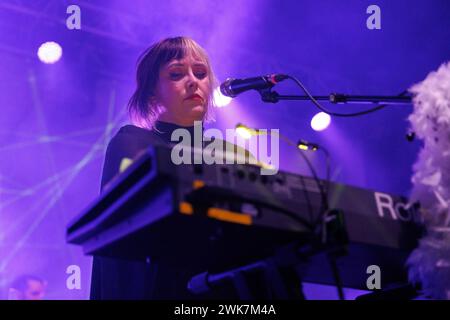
[195,72,207,79]
[169,73,183,80]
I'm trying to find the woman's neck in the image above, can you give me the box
[157,113,200,127]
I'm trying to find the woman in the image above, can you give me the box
[90,36,249,300]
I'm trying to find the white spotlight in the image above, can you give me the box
[213,87,232,108]
[311,112,331,131]
[37,41,62,64]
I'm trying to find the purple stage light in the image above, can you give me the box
[311,112,331,131]
[37,41,62,64]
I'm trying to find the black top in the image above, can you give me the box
[99,121,198,189]
[90,121,250,300]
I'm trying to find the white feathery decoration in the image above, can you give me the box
[407,61,450,299]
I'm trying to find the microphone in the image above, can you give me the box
[220,74,288,98]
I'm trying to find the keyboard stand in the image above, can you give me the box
[188,244,307,300]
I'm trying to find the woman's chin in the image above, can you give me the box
[189,105,206,119]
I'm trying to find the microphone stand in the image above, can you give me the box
[258,89,412,104]
[253,86,413,299]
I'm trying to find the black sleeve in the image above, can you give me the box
[100,131,151,190]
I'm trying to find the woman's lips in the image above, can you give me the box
[185,94,203,102]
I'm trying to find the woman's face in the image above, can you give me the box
[155,54,210,126]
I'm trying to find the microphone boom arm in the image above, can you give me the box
[258,89,412,105]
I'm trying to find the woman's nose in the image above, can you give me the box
[186,71,198,91]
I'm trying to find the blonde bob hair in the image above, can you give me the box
[128,36,217,129]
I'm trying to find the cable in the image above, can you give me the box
[321,147,331,201]
[329,254,345,300]
[285,139,345,301]
[273,132,346,300]
[286,75,389,117]
[313,146,332,228]
[272,132,330,223]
